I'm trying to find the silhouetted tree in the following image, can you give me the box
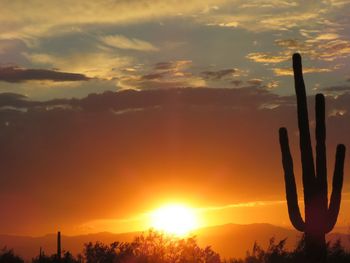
[83,229,220,263]
[0,247,24,263]
[83,241,121,263]
[241,238,289,263]
[279,53,346,262]
[3,232,350,263]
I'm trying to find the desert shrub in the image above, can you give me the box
[83,229,220,263]
[0,247,24,263]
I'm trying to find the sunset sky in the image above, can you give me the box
[1,0,350,236]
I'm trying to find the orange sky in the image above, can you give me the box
[0,1,350,236]
[0,88,350,236]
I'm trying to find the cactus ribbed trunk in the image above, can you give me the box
[305,232,326,262]
[279,53,346,263]
[39,247,42,263]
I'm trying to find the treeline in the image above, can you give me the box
[1,230,350,263]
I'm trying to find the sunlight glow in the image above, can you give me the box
[150,204,198,236]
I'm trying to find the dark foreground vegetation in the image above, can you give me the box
[1,230,350,263]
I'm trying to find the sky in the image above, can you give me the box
[1,0,350,236]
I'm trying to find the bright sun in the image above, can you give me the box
[150,204,198,236]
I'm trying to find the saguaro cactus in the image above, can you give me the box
[57,231,61,261]
[279,53,346,262]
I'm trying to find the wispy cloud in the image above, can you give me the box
[0,0,228,39]
[101,35,158,52]
[201,69,239,80]
[24,51,135,79]
[247,53,289,63]
[196,200,286,212]
[273,67,332,76]
[323,85,350,92]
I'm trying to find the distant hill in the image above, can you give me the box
[1,223,349,260]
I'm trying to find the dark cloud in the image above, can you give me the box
[0,66,90,83]
[201,69,237,80]
[154,62,174,70]
[119,60,201,90]
[0,87,281,111]
[246,78,263,86]
[141,72,167,80]
[153,61,191,71]
[0,93,28,106]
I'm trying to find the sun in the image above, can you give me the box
[150,204,198,236]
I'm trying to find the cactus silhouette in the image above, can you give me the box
[57,231,61,262]
[279,53,346,262]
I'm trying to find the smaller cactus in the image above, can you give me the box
[57,231,61,261]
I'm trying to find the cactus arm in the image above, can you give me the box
[279,127,305,231]
[292,54,316,193]
[326,144,346,233]
[315,94,328,206]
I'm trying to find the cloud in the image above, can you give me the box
[250,33,350,71]
[200,1,331,33]
[101,35,158,52]
[117,60,207,90]
[265,80,279,89]
[118,59,266,91]
[141,72,167,80]
[246,78,263,86]
[246,53,289,63]
[315,33,340,41]
[217,21,239,28]
[154,61,192,71]
[239,0,299,9]
[282,36,350,62]
[0,0,228,39]
[24,51,135,79]
[201,69,238,80]
[0,66,90,83]
[0,93,29,108]
[198,200,286,211]
[0,0,347,100]
[274,39,303,49]
[257,12,319,31]
[272,67,332,76]
[323,85,350,92]
[120,75,205,90]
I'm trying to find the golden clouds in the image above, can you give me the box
[0,0,228,39]
[247,53,289,64]
[101,35,159,52]
[117,60,206,90]
[25,52,134,79]
[247,31,350,77]
[273,67,332,76]
[0,0,340,39]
